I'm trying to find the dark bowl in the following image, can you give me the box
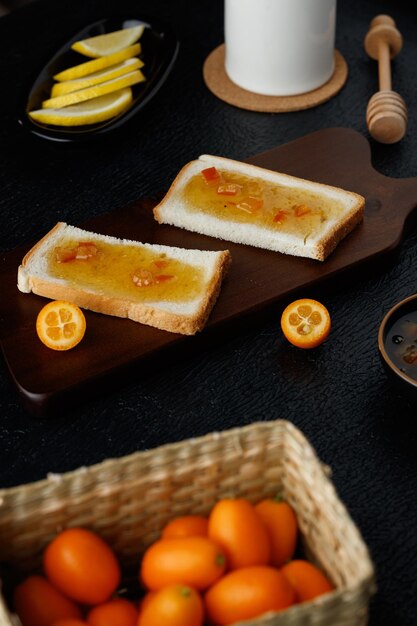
[378,294,417,398]
[19,16,179,142]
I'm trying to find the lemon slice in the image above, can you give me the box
[54,43,141,81]
[51,57,144,97]
[42,70,145,109]
[29,88,132,126]
[71,25,145,58]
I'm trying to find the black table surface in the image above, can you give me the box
[1,0,417,623]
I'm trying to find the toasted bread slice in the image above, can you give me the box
[153,155,365,261]
[17,222,231,335]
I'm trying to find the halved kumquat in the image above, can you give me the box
[281,298,331,349]
[36,301,86,351]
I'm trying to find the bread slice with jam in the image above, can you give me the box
[153,155,365,261]
[17,222,231,335]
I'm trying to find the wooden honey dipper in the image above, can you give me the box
[364,15,407,144]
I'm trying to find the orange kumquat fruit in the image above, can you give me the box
[280,298,331,349]
[52,621,89,626]
[13,575,83,626]
[208,498,271,570]
[255,496,298,567]
[44,527,121,605]
[205,566,296,624]
[140,536,226,591]
[36,300,86,350]
[138,584,204,626]
[87,598,138,626]
[161,515,208,539]
[281,559,334,602]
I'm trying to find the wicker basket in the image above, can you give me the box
[0,420,375,626]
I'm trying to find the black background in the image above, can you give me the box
[1,0,417,624]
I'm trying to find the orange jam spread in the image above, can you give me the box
[48,238,205,303]
[184,169,346,241]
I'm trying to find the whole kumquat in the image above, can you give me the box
[161,515,208,539]
[87,598,138,626]
[255,496,298,566]
[140,536,226,591]
[281,298,331,349]
[138,584,204,626]
[43,528,121,605]
[281,559,334,602]
[205,566,296,625]
[52,621,89,626]
[139,591,157,613]
[13,575,83,626]
[208,498,271,569]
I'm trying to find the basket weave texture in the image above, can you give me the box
[0,419,375,626]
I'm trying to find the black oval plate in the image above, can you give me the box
[19,16,179,142]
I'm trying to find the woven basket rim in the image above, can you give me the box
[0,419,375,582]
[0,418,377,626]
[0,419,297,497]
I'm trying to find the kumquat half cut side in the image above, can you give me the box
[281,298,331,349]
[36,300,86,351]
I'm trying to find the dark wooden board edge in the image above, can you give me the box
[2,128,417,417]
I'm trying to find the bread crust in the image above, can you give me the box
[153,156,365,261]
[18,223,231,335]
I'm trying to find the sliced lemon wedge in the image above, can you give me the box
[42,70,145,109]
[54,43,141,82]
[29,87,132,126]
[71,25,145,58]
[51,57,144,97]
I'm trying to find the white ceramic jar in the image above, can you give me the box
[225,0,337,96]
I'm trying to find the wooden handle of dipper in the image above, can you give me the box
[364,15,407,143]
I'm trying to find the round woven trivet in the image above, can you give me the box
[203,44,348,112]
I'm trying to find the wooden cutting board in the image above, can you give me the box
[2,128,417,416]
